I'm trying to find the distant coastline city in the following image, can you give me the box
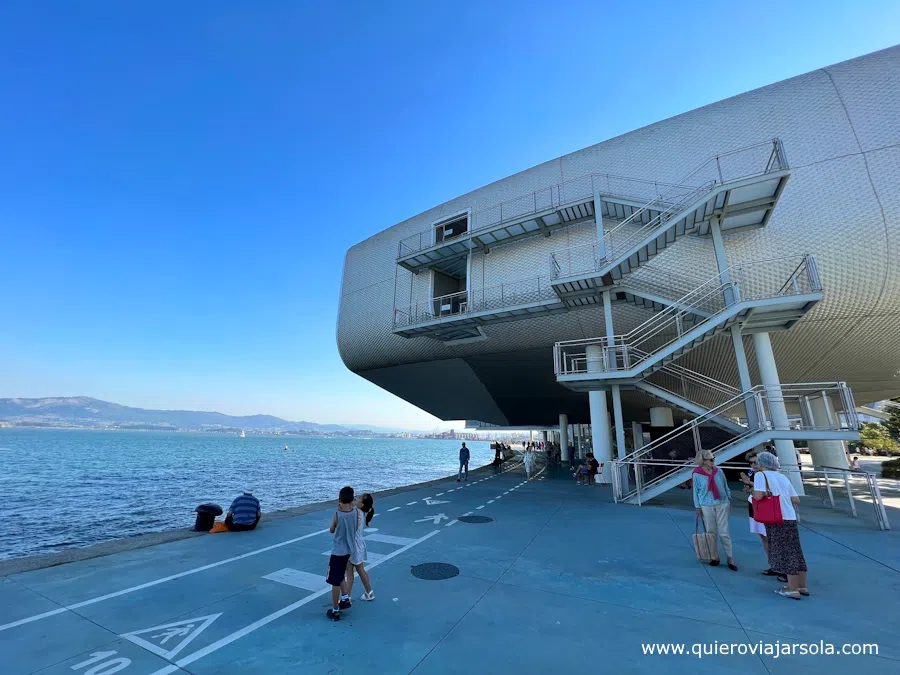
[0,396,497,440]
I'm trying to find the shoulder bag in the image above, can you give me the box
[752,471,784,525]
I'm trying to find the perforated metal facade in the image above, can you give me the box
[337,46,900,426]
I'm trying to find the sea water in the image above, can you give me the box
[0,429,492,560]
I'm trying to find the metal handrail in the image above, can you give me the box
[550,139,788,280]
[396,172,692,259]
[553,254,819,376]
[399,138,787,260]
[613,459,888,530]
[393,275,556,328]
[614,382,859,502]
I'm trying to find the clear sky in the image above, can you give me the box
[0,2,897,429]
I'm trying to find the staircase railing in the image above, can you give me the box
[549,139,788,280]
[639,354,743,416]
[613,381,859,503]
[397,172,689,259]
[393,275,557,329]
[615,265,718,309]
[553,254,821,376]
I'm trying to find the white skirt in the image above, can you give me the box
[749,517,767,536]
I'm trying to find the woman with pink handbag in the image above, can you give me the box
[753,451,807,599]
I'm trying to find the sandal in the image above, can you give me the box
[709,559,720,567]
[775,587,801,600]
[727,562,739,572]
[798,588,810,596]
[762,569,780,576]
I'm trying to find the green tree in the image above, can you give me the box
[859,422,900,455]
[883,398,900,440]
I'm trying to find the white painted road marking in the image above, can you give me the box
[365,533,417,546]
[445,519,458,527]
[148,530,442,675]
[424,498,449,505]
[263,568,326,592]
[406,501,418,506]
[0,528,330,633]
[388,507,401,512]
[462,512,473,517]
[122,613,221,660]
[415,513,448,525]
[476,506,484,510]
[487,500,494,504]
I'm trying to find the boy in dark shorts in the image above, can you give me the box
[326,486,358,621]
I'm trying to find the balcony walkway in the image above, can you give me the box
[2,462,898,674]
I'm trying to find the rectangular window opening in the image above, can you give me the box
[432,269,467,318]
[434,214,468,244]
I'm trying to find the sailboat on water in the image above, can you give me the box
[239,429,246,438]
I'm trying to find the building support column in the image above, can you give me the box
[650,407,675,434]
[559,414,569,463]
[603,288,627,456]
[709,216,735,305]
[574,424,582,459]
[802,395,849,469]
[730,325,759,428]
[752,332,804,495]
[712,216,758,429]
[586,344,612,481]
[593,186,606,259]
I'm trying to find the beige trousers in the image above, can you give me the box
[701,502,733,558]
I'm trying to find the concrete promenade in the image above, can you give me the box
[2,461,899,675]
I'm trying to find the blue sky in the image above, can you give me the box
[0,2,897,429]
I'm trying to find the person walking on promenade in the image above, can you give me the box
[458,442,470,482]
[753,451,808,599]
[692,450,737,571]
[326,486,357,621]
[342,492,376,603]
[224,488,261,531]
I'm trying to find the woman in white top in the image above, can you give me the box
[752,451,807,599]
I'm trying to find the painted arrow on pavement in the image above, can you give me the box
[424,498,449,505]
[415,513,448,524]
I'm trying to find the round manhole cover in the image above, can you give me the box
[411,562,460,580]
[458,515,493,524]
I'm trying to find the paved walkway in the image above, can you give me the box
[2,461,899,674]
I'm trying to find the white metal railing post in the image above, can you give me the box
[823,469,835,507]
[871,477,891,531]
[843,473,857,517]
[755,391,768,429]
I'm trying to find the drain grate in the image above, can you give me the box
[458,515,493,524]
[411,562,460,580]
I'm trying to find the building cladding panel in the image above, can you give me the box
[337,46,900,424]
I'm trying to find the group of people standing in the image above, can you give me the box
[692,447,809,600]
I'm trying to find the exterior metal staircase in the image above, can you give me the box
[393,267,714,341]
[636,361,745,434]
[549,139,789,302]
[612,383,860,505]
[396,173,687,277]
[553,254,823,390]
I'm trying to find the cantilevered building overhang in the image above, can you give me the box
[338,46,899,495]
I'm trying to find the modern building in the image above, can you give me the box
[338,46,899,502]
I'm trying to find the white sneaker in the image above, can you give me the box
[360,590,375,601]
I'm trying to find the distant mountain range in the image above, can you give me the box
[0,397,407,434]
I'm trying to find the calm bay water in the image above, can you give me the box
[0,429,492,560]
